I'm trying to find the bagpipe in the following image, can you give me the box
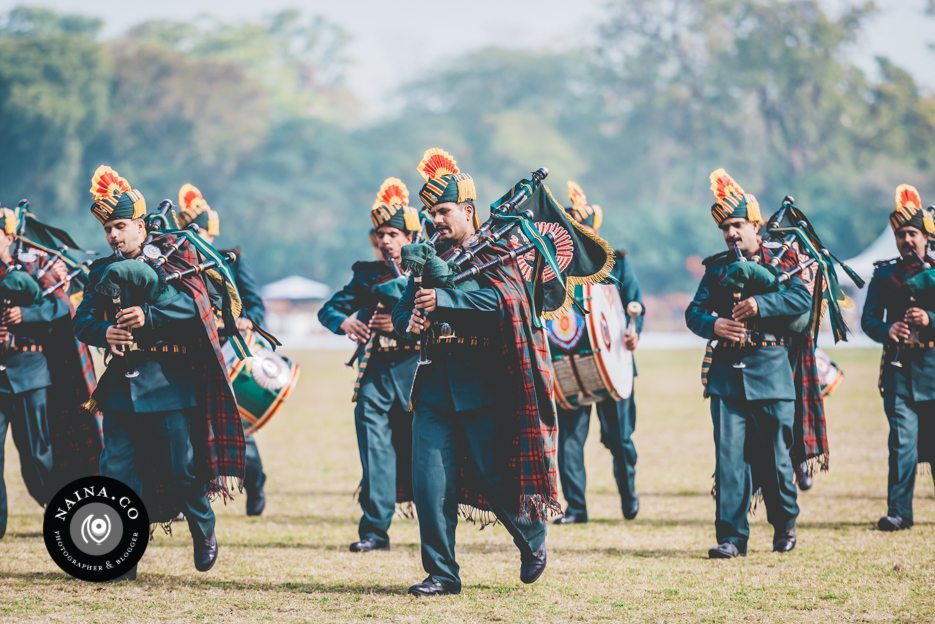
[8,199,99,304]
[888,245,935,368]
[92,199,250,370]
[721,195,865,344]
[400,166,609,365]
[345,251,407,368]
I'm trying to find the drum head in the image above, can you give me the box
[584,283,633,400]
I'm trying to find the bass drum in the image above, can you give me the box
[547,283,633,409]
[223,332,300,435]
[815,348,843,398]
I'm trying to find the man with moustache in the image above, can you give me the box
[685,169,811,559]
[861,184,935,532]
[393,148,559,596]
[318,178,421,553]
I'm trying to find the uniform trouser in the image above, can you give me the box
[882,394,934,523]
[711,396,798,549]
[100,409,215,541]
[412,401,547,591]
[0,387,53,534]
[354,397,409,544]
[557,392,638,516]
[244,433,266,496]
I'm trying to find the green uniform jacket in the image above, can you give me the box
[861,257,935,402]
[685,251,811,401]
[318,261,418,405]
[0,296,69,394]
[391,278,501,412]
[73,258,203,413]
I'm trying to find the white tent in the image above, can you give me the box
[842,228,898,285]
[261,275,330,301]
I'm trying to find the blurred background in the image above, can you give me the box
[0,0,933,341]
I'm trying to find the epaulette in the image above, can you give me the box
[702,250,731,266]
[873,257,900,268]
[615,248,628,259]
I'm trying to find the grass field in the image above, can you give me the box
[1,348,933,623]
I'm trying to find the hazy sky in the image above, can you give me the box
[3,0,933,118]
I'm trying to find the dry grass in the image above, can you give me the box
[0,348,932,623]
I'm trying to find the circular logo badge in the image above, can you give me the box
[43,476,149,582]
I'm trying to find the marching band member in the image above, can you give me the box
[178,183,268,517]
[392,148,559,596]
[0,207,100,539]
[73,166,245,578]
[317,178,421,553]
[553,182,645,525]
[685,169,810,558]
[861,184,935,532]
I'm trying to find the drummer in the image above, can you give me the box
[553,182,645,525]
[178,184,268,517]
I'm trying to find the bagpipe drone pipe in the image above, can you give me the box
[720,195,866,342]
[401,165,616,324]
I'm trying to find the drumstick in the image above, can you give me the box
[625,301,643,337]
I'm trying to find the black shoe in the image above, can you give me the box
[877,515,912,531]
[107,565,137,582]
[246,488,266,517]
[349,538,390,553]
[773,527,797,553]
[520,545,547,584]
[194,532,219,572]
[708,542,745,559]
[553,512,588,525]
[795,463,813,491]
[622,496,640,520]
[408,576,459,597]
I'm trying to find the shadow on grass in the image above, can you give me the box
[0,570,405,595]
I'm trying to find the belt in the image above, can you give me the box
[892,340,935,350]
[0,343,43,353]
[128,344,189,355]
[425,335,493,348]
[717,333,785,349]
[374,343,420,354]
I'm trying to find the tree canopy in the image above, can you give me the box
[0,1,933,294]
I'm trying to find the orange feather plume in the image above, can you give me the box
[417,148,460,182]
[709,168,745,204]
[373,177,409,209]
[567,181,587,210]
[178,183,206,215]
[89,165,130,202]
[895,184,922,212]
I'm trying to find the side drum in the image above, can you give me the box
[223,333,300,435]
[815,348,843,398]
[546,283,633,409]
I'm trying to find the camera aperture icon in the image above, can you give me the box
[69,503,123,556]
[80,513,113,546]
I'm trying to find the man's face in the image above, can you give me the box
[720,218,759,256]
[894,226,927,259]
[374,225,412,263]
[430,201,475,244]
[103,218,146,256]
